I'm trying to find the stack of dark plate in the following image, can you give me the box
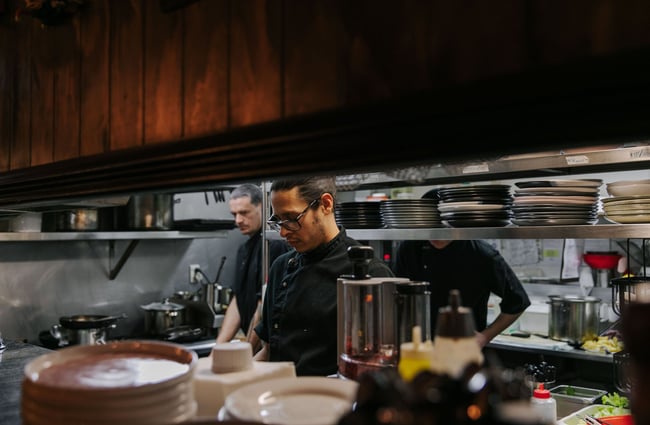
[335,202,384,229]
[379,199,441,228]
[437,184,513,227]
[511,179,602,226]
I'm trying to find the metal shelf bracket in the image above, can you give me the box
[108,239,140,280]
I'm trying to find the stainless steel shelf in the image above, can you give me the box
[354,143,650,189]
[0,231,229,241]
[266,224,650,241]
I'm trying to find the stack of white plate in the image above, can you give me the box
[220,376,358,425]
[21,340,198,425]
[511,179,601,226]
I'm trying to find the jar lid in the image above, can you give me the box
[533,383,551,399]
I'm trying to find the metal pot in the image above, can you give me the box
[140,299,187,336]
[50,325,110,346]
[547,295,601,345]
[127,194,174,230]
[50,314,126,346]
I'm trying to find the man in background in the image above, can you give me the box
[392,189,531,347]
[216,183,289,349]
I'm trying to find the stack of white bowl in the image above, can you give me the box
[603,179,650,223]
[21,340,198,425]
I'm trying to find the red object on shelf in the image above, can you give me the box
[583,252,622,270]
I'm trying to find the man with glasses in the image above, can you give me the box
[254,176,394,376]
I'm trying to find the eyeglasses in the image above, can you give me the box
[267,199,319,232]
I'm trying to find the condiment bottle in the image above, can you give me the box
[530,382,557,424]
[430,290,484,378]
[397,325,433,382]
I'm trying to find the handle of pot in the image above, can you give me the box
[93,329,107,345]
[50,324,69,347]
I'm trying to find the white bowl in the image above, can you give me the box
[607,181,650,197]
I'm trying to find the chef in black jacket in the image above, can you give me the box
[216,183,290,347]
[392,190,531,348]
[254,176,394,376]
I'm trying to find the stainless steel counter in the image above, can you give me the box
[486,334,617,394]
[0,340,52,425]
[488,334,614,364]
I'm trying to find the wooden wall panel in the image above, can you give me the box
[529,0,650,65]
[284,0,347,117]
[3,1,650,179]
[143,0,183,144]
[429,1,527,85]
[110,0,144,150]
[11,16,32,170]
[344,0,435,104]
[53,22,82,161]
[183,0,229,138]
[80,0,110,157]
[230,0,282,128]
[0,3,14,172]
[29,22,55,166]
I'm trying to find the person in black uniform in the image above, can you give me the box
[216,183,289,348]
[392,190,531,348]
[254,176,394,376]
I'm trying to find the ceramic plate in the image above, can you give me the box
[513,196,597,205]
[224,377,358,425]
[605,213,650,223]
[438,203,507,212]
[514,186,599,194]
[514,179,602,188]
[603,205,650,214]
[607,178,650,186]
[512,218,597,226]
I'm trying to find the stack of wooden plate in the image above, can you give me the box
[21,340,198,425]
[511,179,602,226]
[603,179,650,223]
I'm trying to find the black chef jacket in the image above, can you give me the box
[393,240,531,334]
[255,227,394,376]
[231,232,290,336]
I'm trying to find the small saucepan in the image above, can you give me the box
[140,300,187,336]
